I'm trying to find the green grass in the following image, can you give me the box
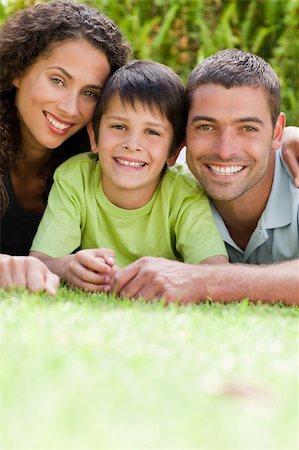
[0,287,298,450]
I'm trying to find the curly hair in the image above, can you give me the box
[0,0,131,214]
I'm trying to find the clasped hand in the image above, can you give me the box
[64,248,118,293]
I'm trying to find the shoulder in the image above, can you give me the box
[164,163,197,186]
[162,163,207,199]
[54,152,98,178]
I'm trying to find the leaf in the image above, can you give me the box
[152,3,179,50]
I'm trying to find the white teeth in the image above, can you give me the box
[116,158,145,167]
[46,113,71,131]
[209,165,243,175]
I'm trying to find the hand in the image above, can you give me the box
[281,126,299,187]
[0,254,60,295]
[114,256,203,303]
[64,248,116,292]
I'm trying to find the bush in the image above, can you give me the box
[1,0,298,123]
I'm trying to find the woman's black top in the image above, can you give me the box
[0,175,43,255]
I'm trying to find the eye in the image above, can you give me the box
[112,124,126,130]
[145,129,160,136]
[51,77,64,86]
[197,124,213,131]
[82,90,98,99]
[242,125,258,132]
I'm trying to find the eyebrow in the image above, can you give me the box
[191,115,265,126]
[47,66,103,89]
[106,115,169,130]
[190,115,216,124]
[237,117,265,126]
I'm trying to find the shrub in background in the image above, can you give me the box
[1,0,298,123]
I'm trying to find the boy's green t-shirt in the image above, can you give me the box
[31,153,227,267]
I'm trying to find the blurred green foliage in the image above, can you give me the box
[1,0,298,123]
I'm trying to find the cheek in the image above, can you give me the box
[150,140,171,163]
[17,82,53,113]
[186,138,199,159]
[186,130,198,148]
[79,102,97,122]
[15,87,37,117]
[186,148,203,171]
[186,152,194,169]
[98,129,118,147]
[14,81,30,107]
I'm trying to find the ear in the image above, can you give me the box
[167,140,186,167]
[12,77,21,88]
[87,122,98,154]
[272,113,286,151]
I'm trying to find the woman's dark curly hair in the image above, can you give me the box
[0,0,131,214]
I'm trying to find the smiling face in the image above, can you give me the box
[13,39,111,155]
[186,84,284,202]
[88,94,174,208]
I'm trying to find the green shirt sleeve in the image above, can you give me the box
[165,167,227,263]
[31,154,89,257]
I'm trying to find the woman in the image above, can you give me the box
[0,0,130,292]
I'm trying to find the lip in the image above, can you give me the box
[44,111,75,135]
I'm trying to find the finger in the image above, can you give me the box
[286,151,299,180]
[133,286,162,302]
[114,264,141,295]
[24,257,49,293]
[44,271,60,296]
[96,248,115,266]
[4,257,27,289]
[76,252,113,275]
[69,260,112,285]
[69,276,112,293]
[283,147,299,184]
[126,276,167,302]
[0,257,14,289]
[86,248,115,267]
[118,271,152,299]
[10,266,27,289]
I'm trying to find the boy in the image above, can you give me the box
[30,60,228,292]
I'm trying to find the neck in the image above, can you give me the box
[102,180,159,210]
[16,122,53,175]
[15,145,52,177]
[16,155,48,175]
[11,151,51,215]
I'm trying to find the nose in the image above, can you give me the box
[213,129,238,160]
[57,91,80,117]
[122,131,142,152]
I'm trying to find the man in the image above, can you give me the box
[114,49,299,306]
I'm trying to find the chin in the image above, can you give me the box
[203,187,235,202]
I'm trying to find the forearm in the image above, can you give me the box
[195,260,299,306]
[114,257,298,305]
[30,251,71,280]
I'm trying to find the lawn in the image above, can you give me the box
[0,287,298,450]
